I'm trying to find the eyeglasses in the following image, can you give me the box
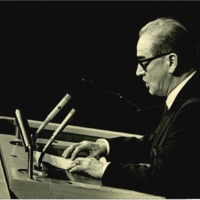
[137,52,171,72]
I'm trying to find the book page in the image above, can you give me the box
[34,151,73,170]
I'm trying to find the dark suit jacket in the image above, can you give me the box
[102,71,200,198]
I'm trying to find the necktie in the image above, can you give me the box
[149,103,168,142]
[163,103,168,116]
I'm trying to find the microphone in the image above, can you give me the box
[15,109,33,151]
[36,108,76,168]
[34,93,71,142]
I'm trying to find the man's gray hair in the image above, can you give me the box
[139,17,199,73]
[139,17,188,55]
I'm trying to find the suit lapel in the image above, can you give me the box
[149,72,200,159]
[151,110,175,147]
[152,71,200,148]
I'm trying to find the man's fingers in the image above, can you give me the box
[62,143,79,158]
[65,161,76,170]
[69,166,82,173]
[70,144,88,160]
[62,141,94,159]
[69,158,84,172]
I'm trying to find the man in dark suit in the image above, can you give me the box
[62,17,200,198]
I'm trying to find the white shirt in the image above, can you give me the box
[166,71,196,110]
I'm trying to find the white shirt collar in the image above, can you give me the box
[166,71,196,110]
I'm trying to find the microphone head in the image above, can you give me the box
[34,93,72,141]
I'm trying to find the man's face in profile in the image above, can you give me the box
[136,34,171,97]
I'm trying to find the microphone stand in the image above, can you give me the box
[15,109,34,179]
[35,108,76,169]
[28,145,33,179]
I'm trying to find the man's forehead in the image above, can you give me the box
[136,35,154,57]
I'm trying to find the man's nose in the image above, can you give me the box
[136,64,145,77]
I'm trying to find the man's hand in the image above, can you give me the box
[66,157,105,179]
[62,140,107,160]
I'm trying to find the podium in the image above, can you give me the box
[0,116,163,199]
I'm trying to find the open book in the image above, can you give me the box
[34,151,73,170]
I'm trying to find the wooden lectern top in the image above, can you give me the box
[0,116,164,199]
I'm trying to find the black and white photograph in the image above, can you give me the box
[0,1,200,199]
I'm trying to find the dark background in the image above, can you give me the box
[0,1,200,134]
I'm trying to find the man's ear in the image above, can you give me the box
[168,53,178,74]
